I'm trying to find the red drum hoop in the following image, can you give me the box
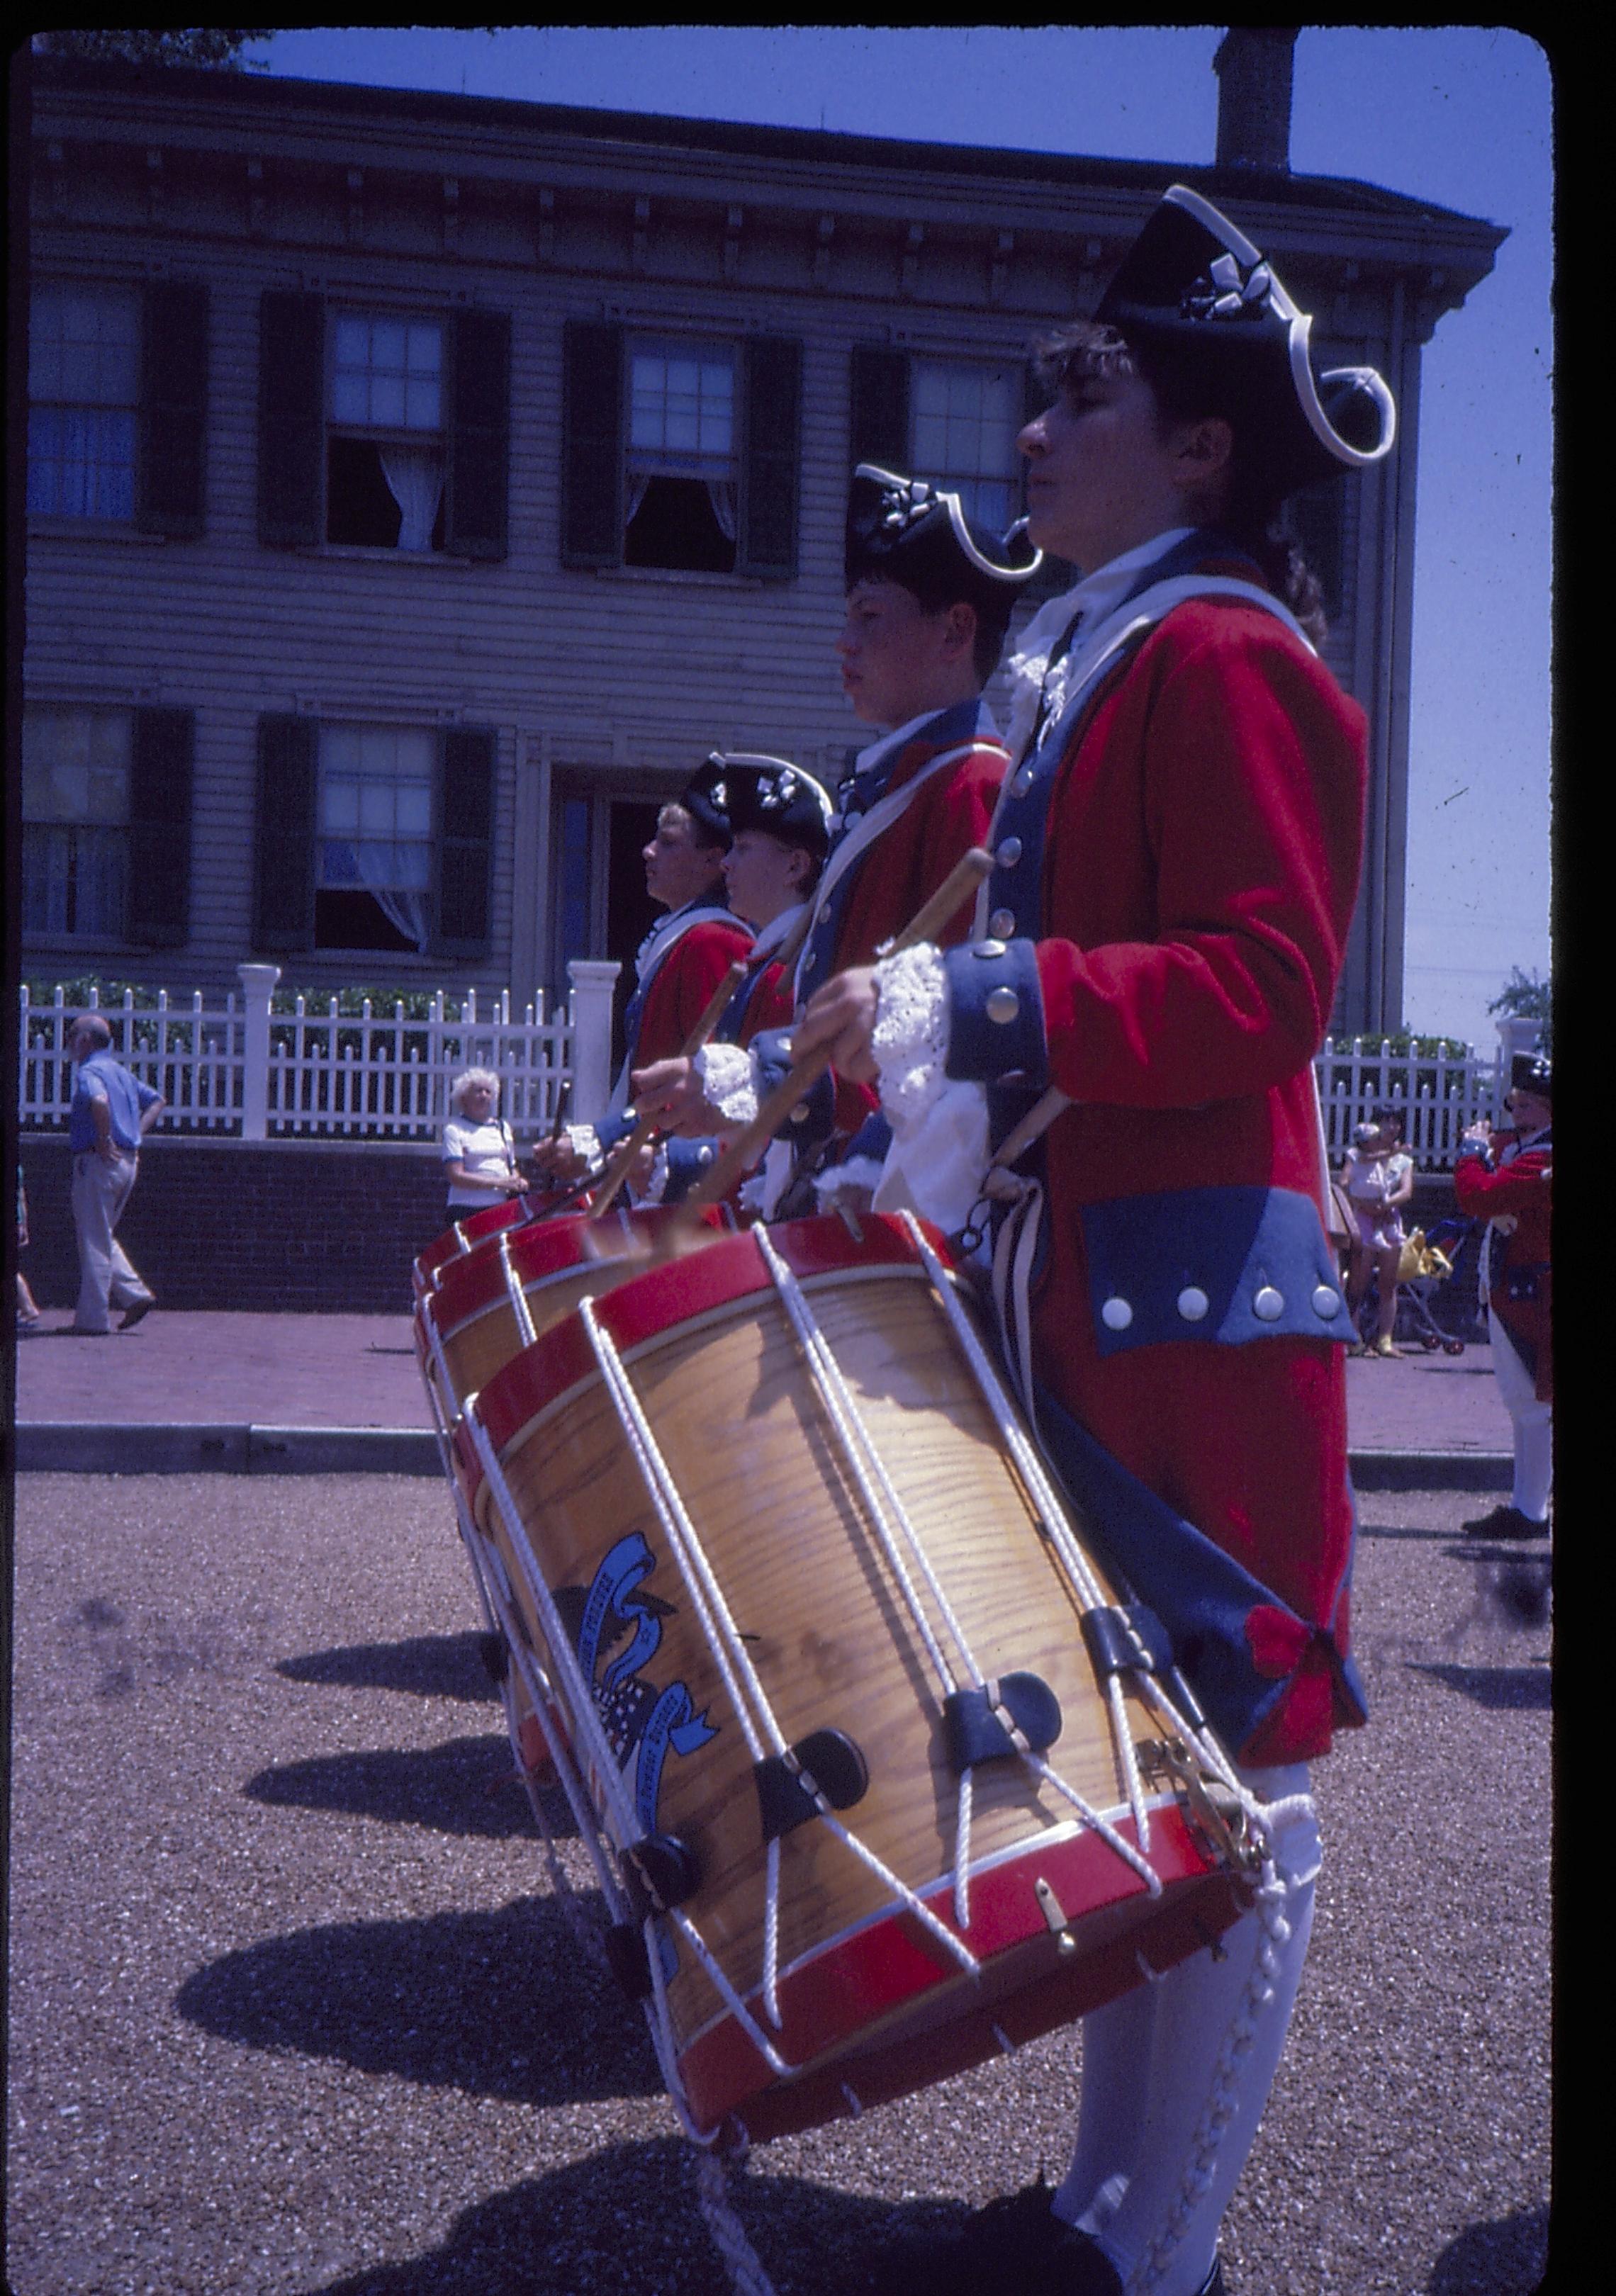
[459,1214,1250,2149]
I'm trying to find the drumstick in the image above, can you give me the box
[672,847,994,1221]
[988,1083,1072,1174]
[587,957,749,1220]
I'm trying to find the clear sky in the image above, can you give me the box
[252,26,1553,1052]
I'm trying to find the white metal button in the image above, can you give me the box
[1013,768,1036,797]
[985,986,1020,1025]
[1252,1285,1285,1321]
[1101,1296,1133,1331]
[989,908,1017,938]
[997,836,1023,867]
[1176,1286,1210,1322]
[974,939,1006,959]
[1311,1285,1342,1319]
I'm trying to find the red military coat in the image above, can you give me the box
[631,911,754,1071]
[1454,1127,1552,1400]
[948,592,1367,1765]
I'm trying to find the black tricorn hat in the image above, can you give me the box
[1093,184,1397,495]
[1510,1051,1552,1099]
[678,756,735,849]
[708,753,834,861]
[846,464,1043,624]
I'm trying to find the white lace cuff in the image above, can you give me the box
[565,1123,601,1164]
[814,1154,886,1208]
[870,942,951,1137]
[694,1041,759,1129]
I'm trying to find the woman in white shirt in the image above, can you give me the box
[441,1069,527,1214]
[1341,1103,1415,1357]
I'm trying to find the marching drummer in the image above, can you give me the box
[534,759,753,1201]
[649,752,836,1209]
[631,462,1041,1212]
[794,186,1394,2296]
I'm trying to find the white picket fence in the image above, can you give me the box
[18,968,1537,1167]
[17,961,621,1141]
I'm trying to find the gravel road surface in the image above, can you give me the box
[6,1475,1550,2295]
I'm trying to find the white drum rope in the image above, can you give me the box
[694,2148,778,2296]
[753,1226,975,1694]
[498,1230,539,1348]
[579,1296,780,1765]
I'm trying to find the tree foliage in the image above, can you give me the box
[1487,965,1552,1049]
[33,30,272,70]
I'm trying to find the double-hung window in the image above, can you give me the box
[909,358,1023,536]
[21,707,132,937]
[315,725,436,950]
[21,704,194,950]
[27,285,140,521]
[562,322,801,578]
[624,340,739,573]
[327,313,446,551]
[258,295,509,560]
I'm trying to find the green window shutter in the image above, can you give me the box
[1019,359,1077,600]
[434,726,495,959]
[138,283,208,539]
[561,319,623,569]
[849,344,909,473]
[257,291,324,549]
[253,714,317,951]
[446,308,510,561]
[736,335,802,580]
[126,707,194,948]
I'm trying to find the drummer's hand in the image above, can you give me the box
[505,1170,530,1195]
[1461,1119,1492,1147]
[531,1135,588,1183]
[795,967,880,1085]
[629,1056,724,1137]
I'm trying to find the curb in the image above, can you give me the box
[11,1423,442,1476]
[12,1422,1513,1491]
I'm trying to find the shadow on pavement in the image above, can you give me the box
[243,1731,577,1839]
[176,1895,658,2108]
[1408,1661,1552,1711]
[278,1631,500,1703]
[300,2134,957,2296]
[1427,2203,1549,2293]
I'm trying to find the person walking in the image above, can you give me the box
[67,1013,164,1334]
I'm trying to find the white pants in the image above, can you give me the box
[72,1150,154,1332]
[1055,1763,1320,2296]
[1487,1310,1552,1520]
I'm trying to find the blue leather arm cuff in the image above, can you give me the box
[1079,1185,1350,1354]
[593,1112,636,1157]
[943,939,1048,1088]
[751,1028,836,1147]
[843,1110,893,1166]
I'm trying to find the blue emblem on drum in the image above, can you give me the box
[571,1531,717,1832]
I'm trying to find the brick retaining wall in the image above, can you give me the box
[18,1137,1475,1327]
[18,1136,453,1314]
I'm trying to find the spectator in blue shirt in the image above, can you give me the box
[67,1013,165,1334]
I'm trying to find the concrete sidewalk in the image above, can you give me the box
[11,1305,1515,1486]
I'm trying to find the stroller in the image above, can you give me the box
[1328,1180,1474,1356]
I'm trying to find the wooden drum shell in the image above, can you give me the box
[461,1216,1244,2145]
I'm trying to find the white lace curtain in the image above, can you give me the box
[625,471,736,539]
[378,445,444,552]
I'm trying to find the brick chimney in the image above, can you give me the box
[1213,27,1297,172]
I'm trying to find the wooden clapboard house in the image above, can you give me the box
[19,44,1504,1036]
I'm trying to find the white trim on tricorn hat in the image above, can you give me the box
[1094,184,1396,488]
[847,463,1043,592]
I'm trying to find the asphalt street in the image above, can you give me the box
[6,1474,1550,2296]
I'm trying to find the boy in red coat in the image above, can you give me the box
[1456,1051,1552,1536]
[797,186,1397,2296]
[631,467,1040,1202]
